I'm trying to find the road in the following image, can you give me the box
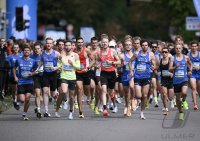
[0,89,200,141]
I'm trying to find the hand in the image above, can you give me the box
[188,71,192,76]
[129,71,133,77]
[14,76,18,82]
[68,59,74,65]
[151,65,156,71]
[51,67,57,71]
[193,66,199,70]
[106,60,113,65]
[157,72,161,76]
[169,73,173,78]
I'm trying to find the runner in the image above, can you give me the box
[74,37,95,118]
[55,40,80,119]
[38,37,62,117]
[120,38,134,117]
[188,41,200,110]
[129,40,156,119]
[156,47,174,115]
[6,43,23,110]
[13,44,37,120]
[97,34,121,116]
[31,42,43,118]
[169,43,192,120]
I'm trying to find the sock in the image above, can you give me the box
[45,106,48,113]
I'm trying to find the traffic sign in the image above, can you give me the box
[186,17,200,30]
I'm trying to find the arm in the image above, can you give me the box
[186,56,193,75]
[169,56,176,72]
[13,60,18,82]
[86,49,95,69]
[112,49,121,65]
[128,52,137,72]
[150,52,156,71]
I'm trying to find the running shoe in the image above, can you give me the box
[140,112,146,120]
[90,99,95,110]
[163,108,169,115]
[22,115,29,121]
[112,106,118,113]
[126,106,131,117]
[124,107,127,116]
[103,109,109,116]
[182,101,189,110]
[155,103,159,108]
[63,100,68,110]
[34,108,38,113]
[94,107,100,115]
[55,112,61,118]
[74,102,79,110]
[116,97,122,104]
[98,105,103,112]
[178,112,184,120]
[68,112,73,120]
[36,112,42,118]
[13,102,20,110]
[170,101,174,109]
[79,113,84,118]
[44,112,51,117]
[194,104,198,110]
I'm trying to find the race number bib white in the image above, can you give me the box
[96,69,101,76]
[38,65,44,72]
[21,71,30,78]
[80,64,84,69]
[162,70,170,77]
[136,64,146,72]
[193,62,200,69]
[175,70,184,78]
[64,65,73,71]
[44,62,53,69]
[102,61,112,68]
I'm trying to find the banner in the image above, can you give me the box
[194,0,200,17]
[6,0,37,40]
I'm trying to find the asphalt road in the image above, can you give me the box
[0,89,200,141]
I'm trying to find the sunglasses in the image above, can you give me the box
[152,46,158,48]
[162,51,168,54]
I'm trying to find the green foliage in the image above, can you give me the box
[38,0,198,42]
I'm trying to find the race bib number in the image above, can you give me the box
[21,71,30,78]
[80,64,84,69]
[136,64,146,72]
[64,65,73,71]
[175,70,184,78]
[44,62,53,69]
[96,69,101,76]
[38,65,44,72]
[162,70,170,77]
[193,62,200,69]
[102,61,112,68]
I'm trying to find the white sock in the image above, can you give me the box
[45,106,48,113]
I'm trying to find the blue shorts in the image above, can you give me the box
[190,73,200,80]
[121,72,132,86]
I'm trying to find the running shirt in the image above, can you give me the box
[100,48,116,72]
[41,50,58,72]
[134,50,151,79]
[189,51,200,79]
[159,58,171,81]
[76,47,87,73]
[121,52,134,82]
[58,52,80,80]
[6,53,23,77]
[31,54,43,76]
[173,55,188,84]
[14,57,37,85]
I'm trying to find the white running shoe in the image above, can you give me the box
[98,104,103,112]
[116,97,122,104]
[140,112,146,120]
[112,106,118,113]
[55,112,61,118]
[68,112,73,120]
[63,100,68,110]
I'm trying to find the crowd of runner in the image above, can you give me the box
[0,34,200,121]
